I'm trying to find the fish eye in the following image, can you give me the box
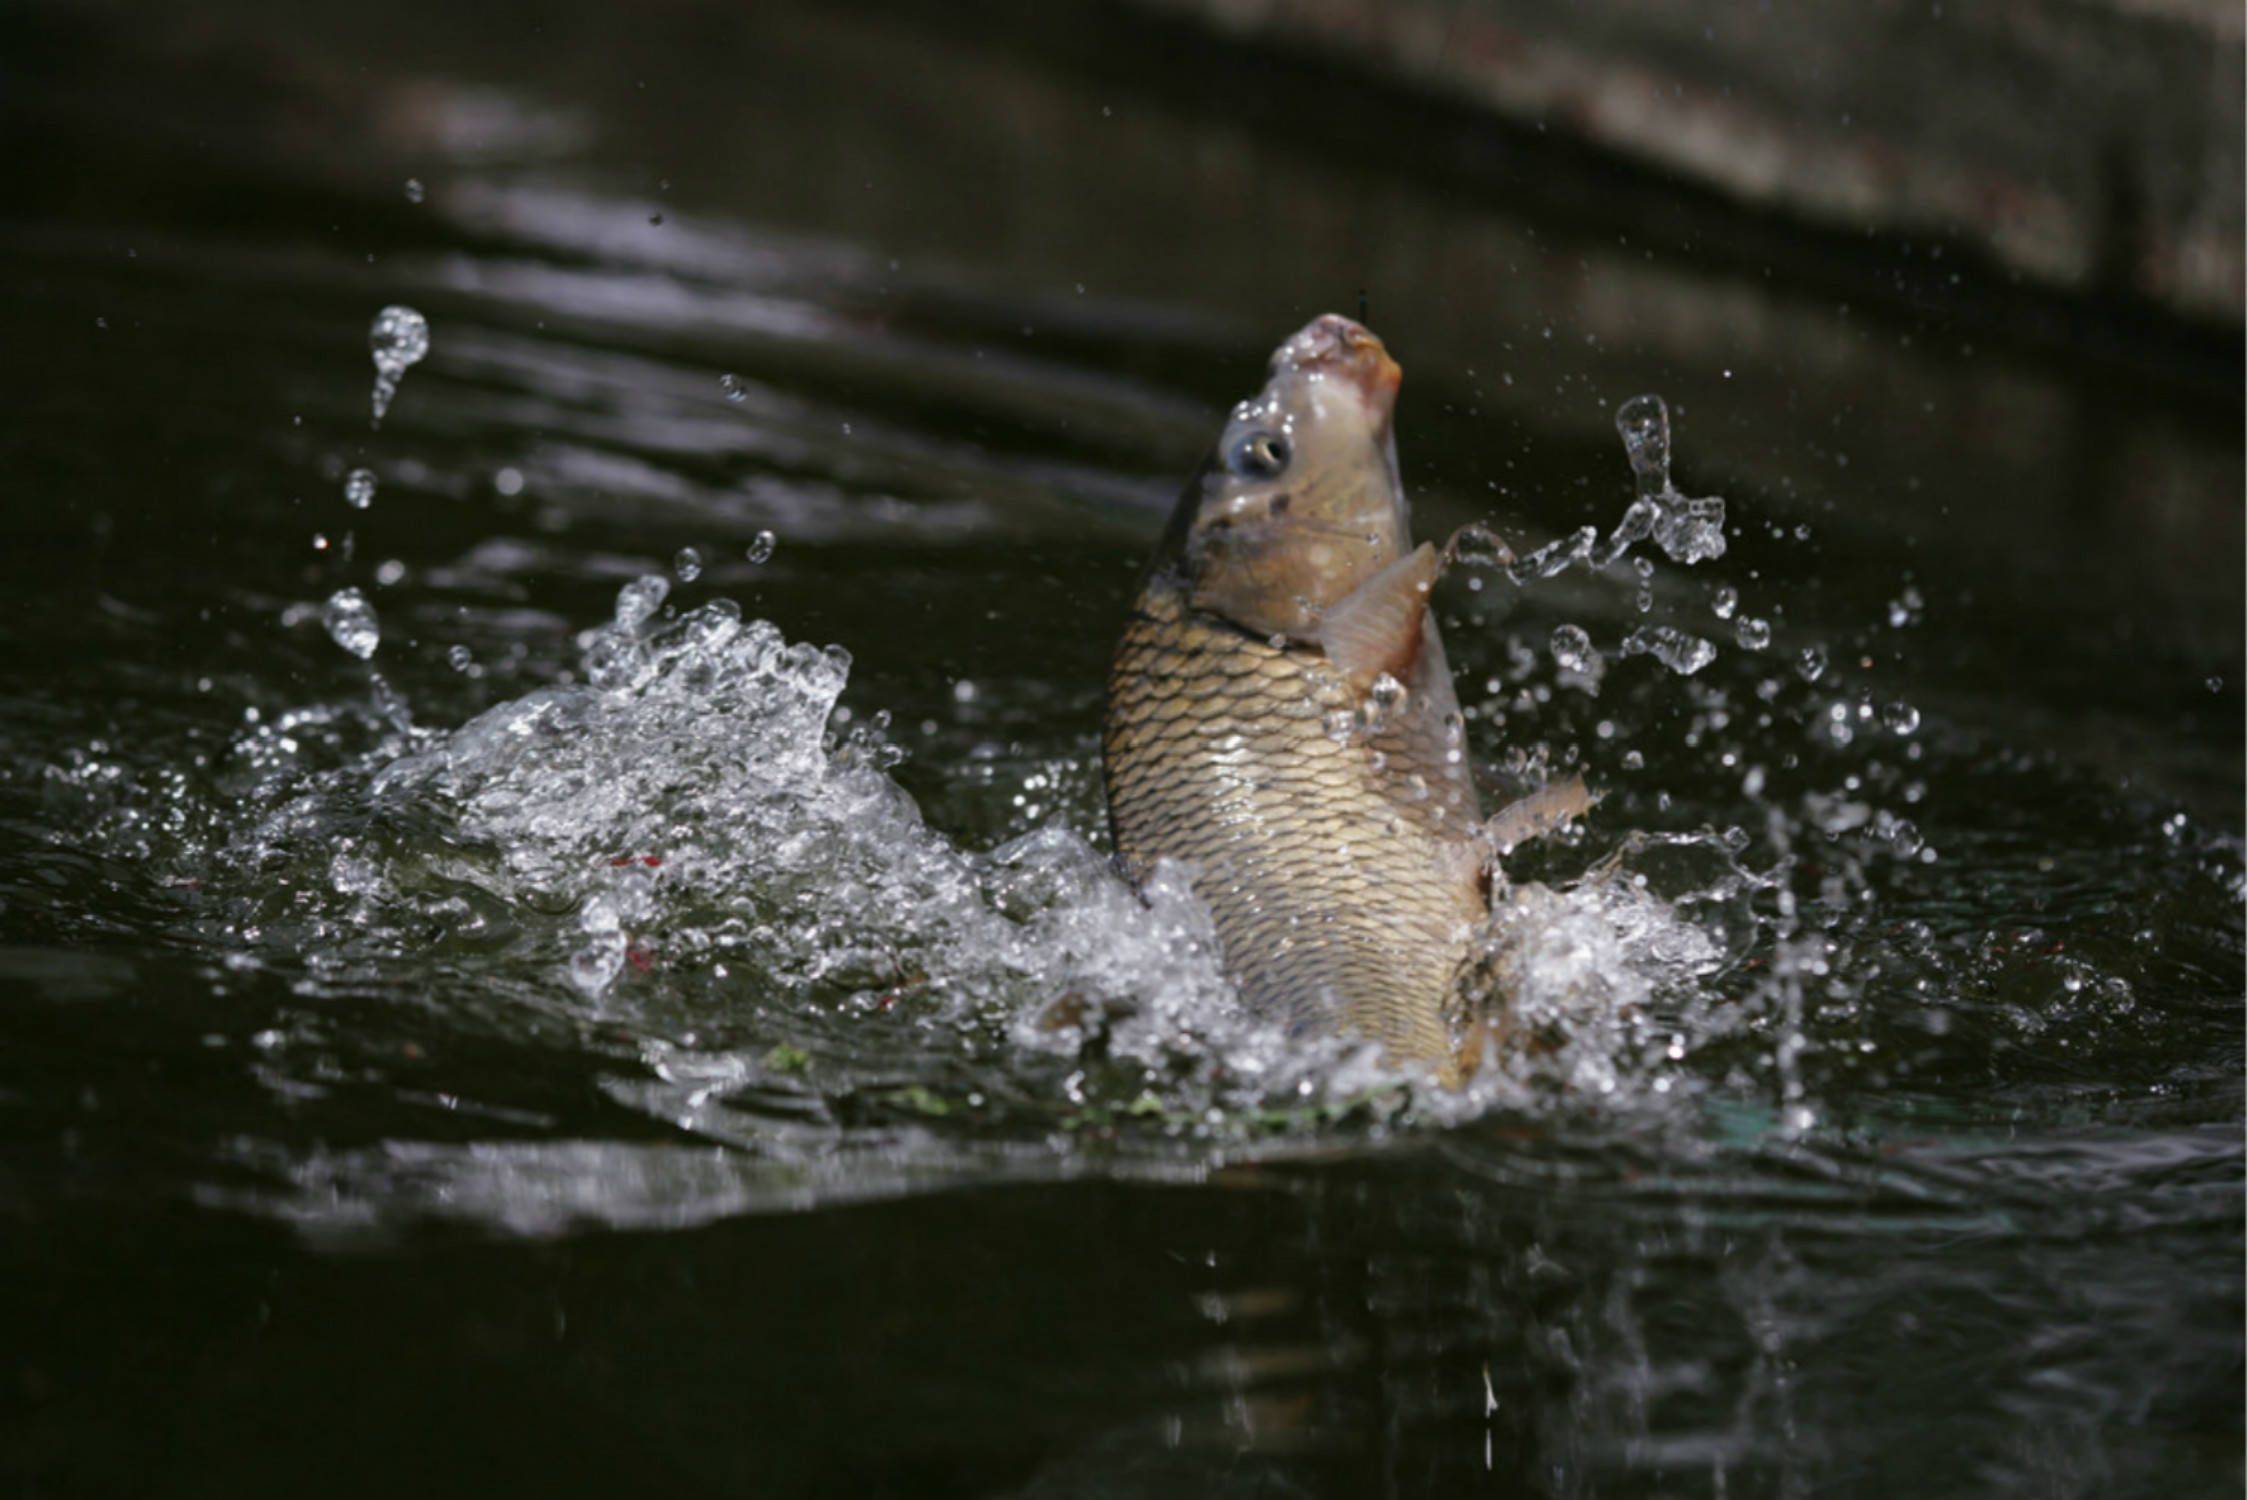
[1226,430,1291,480]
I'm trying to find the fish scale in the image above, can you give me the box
[1104,582,1486,1064]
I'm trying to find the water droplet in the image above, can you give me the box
[614,575,670,630]
[673,547,703,582]
[2207,675,2224,693]
[1620,624,1716,675]
[1505,526,1597,585]
[447,644,474,672]
[1549,623,1598,674]
[1712,585,1738,620]
[1881,701,1921,734]
[343,467,377,509]
[719,373,749,403]
[747,529,777,564]
[322,588,380,659]
[1614,395,1670,485]
[368,305,430,425]
[374,559,406,587]
[1355,672,1408,733]
[403,178,426,204]
[1447,522,1514,571]
[1735,616,1772,650]
[1797,646,1828,682]
[493,467,524,497]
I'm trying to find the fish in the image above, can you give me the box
[1103,314,1587,1075]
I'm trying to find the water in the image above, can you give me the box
[320,587,382,660]
[1,3,2240,1495]
[367,304,431,425]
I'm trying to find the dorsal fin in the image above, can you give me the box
[1315,542,1440,695]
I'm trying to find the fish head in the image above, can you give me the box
[1157,314,1411,639]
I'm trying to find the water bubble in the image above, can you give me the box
[368,305,430,425]
[1620,624,1716,676]
[614,575,670,630]
[719,373,749,403]
[2208,676,2224,693]
[1797,646,1828,682]
[374,559,406,587]
[343,468,377,509]
[1712,585,1739,620]
[674,547,703,582]
[1881,701,1921,735]
[403,178,426,204]
[447,644,474,672]
[747,530,777,564]
[1886,584,1925,628]
[493,467,524,497]
[1735,616,1772,650]
[321,588,380,660]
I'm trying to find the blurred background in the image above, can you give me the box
[1,1,2239,1496]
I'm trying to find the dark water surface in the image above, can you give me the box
[2,4,2241,1496]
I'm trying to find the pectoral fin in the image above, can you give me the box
[1316,542,1441,694]
[1485,774,1596,856]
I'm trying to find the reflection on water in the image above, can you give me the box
[0,1,2239,1494]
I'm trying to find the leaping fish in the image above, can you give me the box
[1100,314,1587,1077]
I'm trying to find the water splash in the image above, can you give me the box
[368,305,431,426]
[1620,624,1717,676]
[1612,394,1727,566]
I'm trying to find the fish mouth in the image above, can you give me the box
[1271,313,1403,416]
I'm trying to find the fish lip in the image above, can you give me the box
[1271,313,1403,416]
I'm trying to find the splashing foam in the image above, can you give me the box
[325,575,1754,1126]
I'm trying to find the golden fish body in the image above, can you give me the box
[1105,583,1485,1061]
[1100,314,1493,1069]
